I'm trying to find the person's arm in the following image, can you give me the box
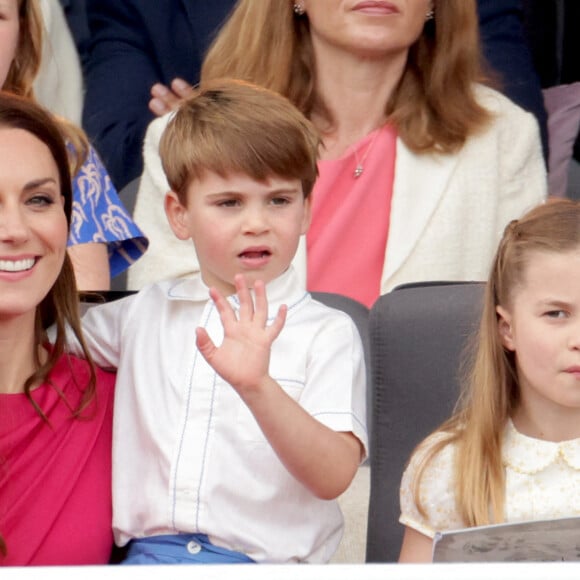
[68,142,148,282]
[494,93,547,210]
[196,275,363,499]
[68,242,110,291]
[83,0,173,189]
[83,0,234,190]
[398,526,433,563]
[74,295,134,369]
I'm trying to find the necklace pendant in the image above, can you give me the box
[353,164,363,178]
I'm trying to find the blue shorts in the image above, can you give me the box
[121,533,256,565]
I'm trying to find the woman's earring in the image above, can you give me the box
[425,5,434,20]
[293,2,305,15]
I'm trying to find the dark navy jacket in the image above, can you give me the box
[82,0,236,190]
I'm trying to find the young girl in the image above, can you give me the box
[398,199,580,562]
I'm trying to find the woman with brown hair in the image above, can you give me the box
[2,0,147,291]
[0,93,115,565]
[131,0,546,307]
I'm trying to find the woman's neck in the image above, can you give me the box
[0,314,40,395]
[310,43,407,159]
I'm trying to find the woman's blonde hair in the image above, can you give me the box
[413,199,580,527]
[202,0,491,154]
[5,0,87,173]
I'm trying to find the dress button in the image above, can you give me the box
[186,540,202,555]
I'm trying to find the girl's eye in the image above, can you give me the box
[545,310,568,319]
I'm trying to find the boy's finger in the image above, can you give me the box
[209,287,237,326]
[267,304,287,341]
[195,327,217,362]
[253,279,269,327]
[235,274,254,322]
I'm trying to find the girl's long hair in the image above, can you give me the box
[413,199,580,526]
[201,0,491,154]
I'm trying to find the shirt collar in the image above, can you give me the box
[164,266,309,319]
[503,419,580,474]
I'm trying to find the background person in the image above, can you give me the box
[129,0,546,307]
[81,0,236,191]
[3,0,148,290]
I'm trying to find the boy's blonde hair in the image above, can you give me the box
[413,199,580,527]
[159,79,320,204]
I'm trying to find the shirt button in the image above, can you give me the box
[187,540,202,555]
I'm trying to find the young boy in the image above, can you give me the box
[75,80,368,564]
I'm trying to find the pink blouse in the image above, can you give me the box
[0,354,115,566]
[307,124,397,308]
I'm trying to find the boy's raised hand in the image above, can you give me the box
[195,274,287,397]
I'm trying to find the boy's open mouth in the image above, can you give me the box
[238,250,271,259]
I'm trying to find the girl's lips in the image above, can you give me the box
[353,1,399,14]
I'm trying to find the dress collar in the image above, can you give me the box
[503,419,580,474]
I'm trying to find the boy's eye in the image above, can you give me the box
[271,197,290,206]
[216,199,239,208]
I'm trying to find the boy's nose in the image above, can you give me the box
[242,208,269,234]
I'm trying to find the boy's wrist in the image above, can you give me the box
[237,375,279,409]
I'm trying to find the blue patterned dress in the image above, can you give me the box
[67,144,148,278]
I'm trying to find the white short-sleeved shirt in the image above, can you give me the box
[78,267,368,563]
[400,421,580,538]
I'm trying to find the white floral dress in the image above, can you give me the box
[399,420,580,538]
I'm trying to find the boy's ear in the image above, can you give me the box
[496,305,515,351]
[300,195,312,235]
[164,191,191,241]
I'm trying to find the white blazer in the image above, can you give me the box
[129,86,547,295]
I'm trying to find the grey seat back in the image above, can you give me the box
[365,281,485,562]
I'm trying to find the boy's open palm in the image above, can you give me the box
[196,275,287,396]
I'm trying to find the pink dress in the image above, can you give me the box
[0,354,115,566]
[307,124,397,308]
